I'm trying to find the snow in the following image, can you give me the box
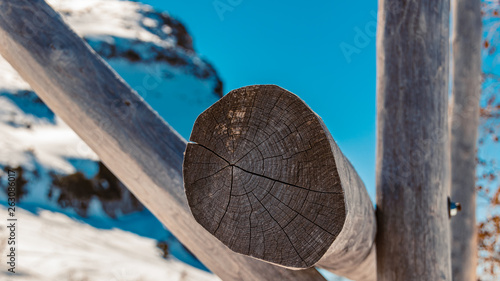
[0,121,98,174]
[0,60,31,93]
[0,206,219,281]
[107,59,219,137]
[47,0,165,45]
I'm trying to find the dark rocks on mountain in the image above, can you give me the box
[156,240,170,259]
[50,162,143,218]
[144,11,194,52]
[214,78,223,98]
[51,172,93,216]
[154,51,188,66]
[123,49,142,62]
[2,166,28,201]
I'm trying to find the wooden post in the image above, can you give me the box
[376,1,452,280]
[450,0,481,280]
[184,85,376,281]
[0,1,327,280]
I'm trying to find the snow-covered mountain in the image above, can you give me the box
[0,206,217,281]
[0,0,222,279]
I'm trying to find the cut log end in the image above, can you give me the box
[183,85,346,269]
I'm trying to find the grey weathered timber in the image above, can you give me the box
[376,1,452,281]
[184,85,376,281]
[0,1,327,280]
[450,1,481,280]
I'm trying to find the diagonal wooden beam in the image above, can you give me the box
[0,0,326,280]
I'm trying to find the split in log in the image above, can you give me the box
[184,85,376,281]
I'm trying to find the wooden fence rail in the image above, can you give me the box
[0,0,327,280]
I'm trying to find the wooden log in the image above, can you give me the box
[450,0,481,280]
[184,85,376,281]
[376,1,452,280]
[0,1,327,280]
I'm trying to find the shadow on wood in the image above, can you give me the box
[184,85,376,281]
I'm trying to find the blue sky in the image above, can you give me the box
[142,0,379,200]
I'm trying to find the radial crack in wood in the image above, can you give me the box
[184,85,376,280]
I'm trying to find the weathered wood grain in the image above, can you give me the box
[450,1,481,280]
[376,1,452,281]
[184,85,376,281]
[0,1,327,280]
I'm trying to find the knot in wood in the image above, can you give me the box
[183,85,346,268]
